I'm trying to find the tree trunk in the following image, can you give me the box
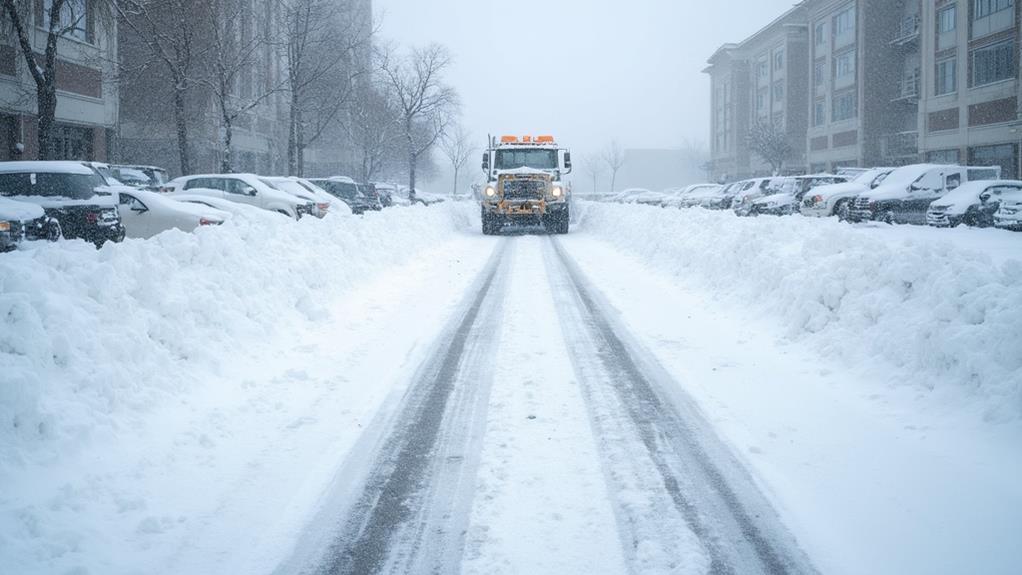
[408,150,417,203]
[173,84,191,174]
[36,80,58,160]
[452,166,458,197]
[610,171,618,194]
[221,112,233,173]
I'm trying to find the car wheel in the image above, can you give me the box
[881,211,895,225]
[43,218,62,242]
[835,200,850,221]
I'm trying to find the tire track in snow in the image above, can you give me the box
[543,237,819,575]
[295,239,510,575]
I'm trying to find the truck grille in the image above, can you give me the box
[854,196,871,210]
[502,179,545,200]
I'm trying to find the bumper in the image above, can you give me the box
[800,204,829,217]
[925,212,958,227]
[846,208,875,222]
[994,214,1022,229]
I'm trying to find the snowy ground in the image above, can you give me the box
[1,202,1019,574]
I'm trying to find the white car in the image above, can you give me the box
[118,189,229,239]
[663,184,722,208]
[263,177,332,218]
[993,187,1022,230]
[926,180,1022,228]
[612,188,654,204]
[162,173,312,219]
[801,168,893,219]
[168,194,286,220]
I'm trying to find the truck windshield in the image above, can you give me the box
[495,149,558,170]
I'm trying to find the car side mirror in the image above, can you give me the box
[243,186,257,196]
[979,193,991,203]
[481,153,490,171]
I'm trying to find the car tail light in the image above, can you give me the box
[316,203,329,211]
[199,217,221,226]
[86,211,99,223]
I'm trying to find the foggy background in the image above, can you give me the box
[374,0,796,193]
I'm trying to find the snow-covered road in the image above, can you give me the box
[2,203,1019,575]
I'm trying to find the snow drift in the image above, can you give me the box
[577,203,1022,421]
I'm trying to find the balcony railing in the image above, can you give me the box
[894,69,920,101]
[891,14,921,45]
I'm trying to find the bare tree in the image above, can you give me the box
[602,140,626,193]
[379,43,459,202]
[2,0,107,159]
[202,0,283,172]
[439,123,475,197]
[116,0,207,174]
[581,153,605,195]
[279,0,372,175]
[345,82,400,183]
[746,121,793,175]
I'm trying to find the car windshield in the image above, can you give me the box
[495,149,558,170]
[0,172,105,199]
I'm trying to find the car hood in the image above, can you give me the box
[0,197,46,221]
[858,182,912,202]
[811,182,869,199]
[753,192,795,206]
[929,190,982,214]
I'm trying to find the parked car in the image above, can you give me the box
[169,194,287,220]
[263,177,332,218]
[358,182,384,210]
[308,177,376,214]
[750,174,849,217]
[609,188,653,204]
[627,189,668,206]
[0,196,61,252]
[847,164,1001,225]
[662,184,722,208]
[801,168,893,219]
[925,180,1022,228]
[0,161,125,247]
[730,178,779,215]
[373,182,396,207]
[117,189,228,239]
[292,178,353,216]
[678,183,733,208]
[162,173,311,219]
[993,187,1022,230]
[110,165,170,189]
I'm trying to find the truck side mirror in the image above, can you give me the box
[564,152,572,173]
[482,152,490,171]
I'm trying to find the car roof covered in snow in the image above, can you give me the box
[0,196,46,221]
[0,161,96,175]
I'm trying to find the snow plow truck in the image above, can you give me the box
[480,135,572,235]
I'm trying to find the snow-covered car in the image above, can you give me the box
[263,177,332,218]
[678,183,732,208]
[729,178,778,214]
[801,168,893,219]
[610,188,653,204]
[292,178,353,216]
[627,189,668,206]
[663,184,722,208]
[162,173,311,219]
[168,194,287,220]
[110,165,170,189]
[993,187,1022,230]
[751,174,849,217]
[309,177,377,214]
[0,196,60,252]
[0,161,125,247]
[847,164,1001,225]
[925,180,1022,228]
[405,187,447,206]
[118,189,229,239]
[373,182,396,207]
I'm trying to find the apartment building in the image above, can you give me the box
[0,2,119,161]
[919,0,1020,178]
[803,0,922,172]
[705,7,809,181]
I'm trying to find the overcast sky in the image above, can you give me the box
[373,0,798,156]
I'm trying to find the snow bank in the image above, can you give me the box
[577,203,1022,421]
[0,202,476,479]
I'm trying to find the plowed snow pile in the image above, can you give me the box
[579,203,1022,421]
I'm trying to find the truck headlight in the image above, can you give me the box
[485,186,497,197]
[551,186,563,198]
[0,222,9,232]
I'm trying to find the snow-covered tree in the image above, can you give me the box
[746,121,793,175]
[602,140,626,193]
[439,123,475,197]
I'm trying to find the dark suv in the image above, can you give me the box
[309,178,378,214]
[0,161,125,247]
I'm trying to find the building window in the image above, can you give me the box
[832,90,857,121]
[926,149,961,164]
[973,0,1014,19]
[772,112,785,129]
[772,80,784,102]
[833,5,856,38]
[44,0,89,43]
[936,57,957,95]
[758,59,768,79]
[55,124,94,160]
[969,143,1017,179]
[938,5,957,32]
[815,22,826,46]
[773,50,784,71]
[970,40,1015,86]
[814,99,826,126]
[814,58,826,87]
[757,88,767,111]
[834,50,856,79]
